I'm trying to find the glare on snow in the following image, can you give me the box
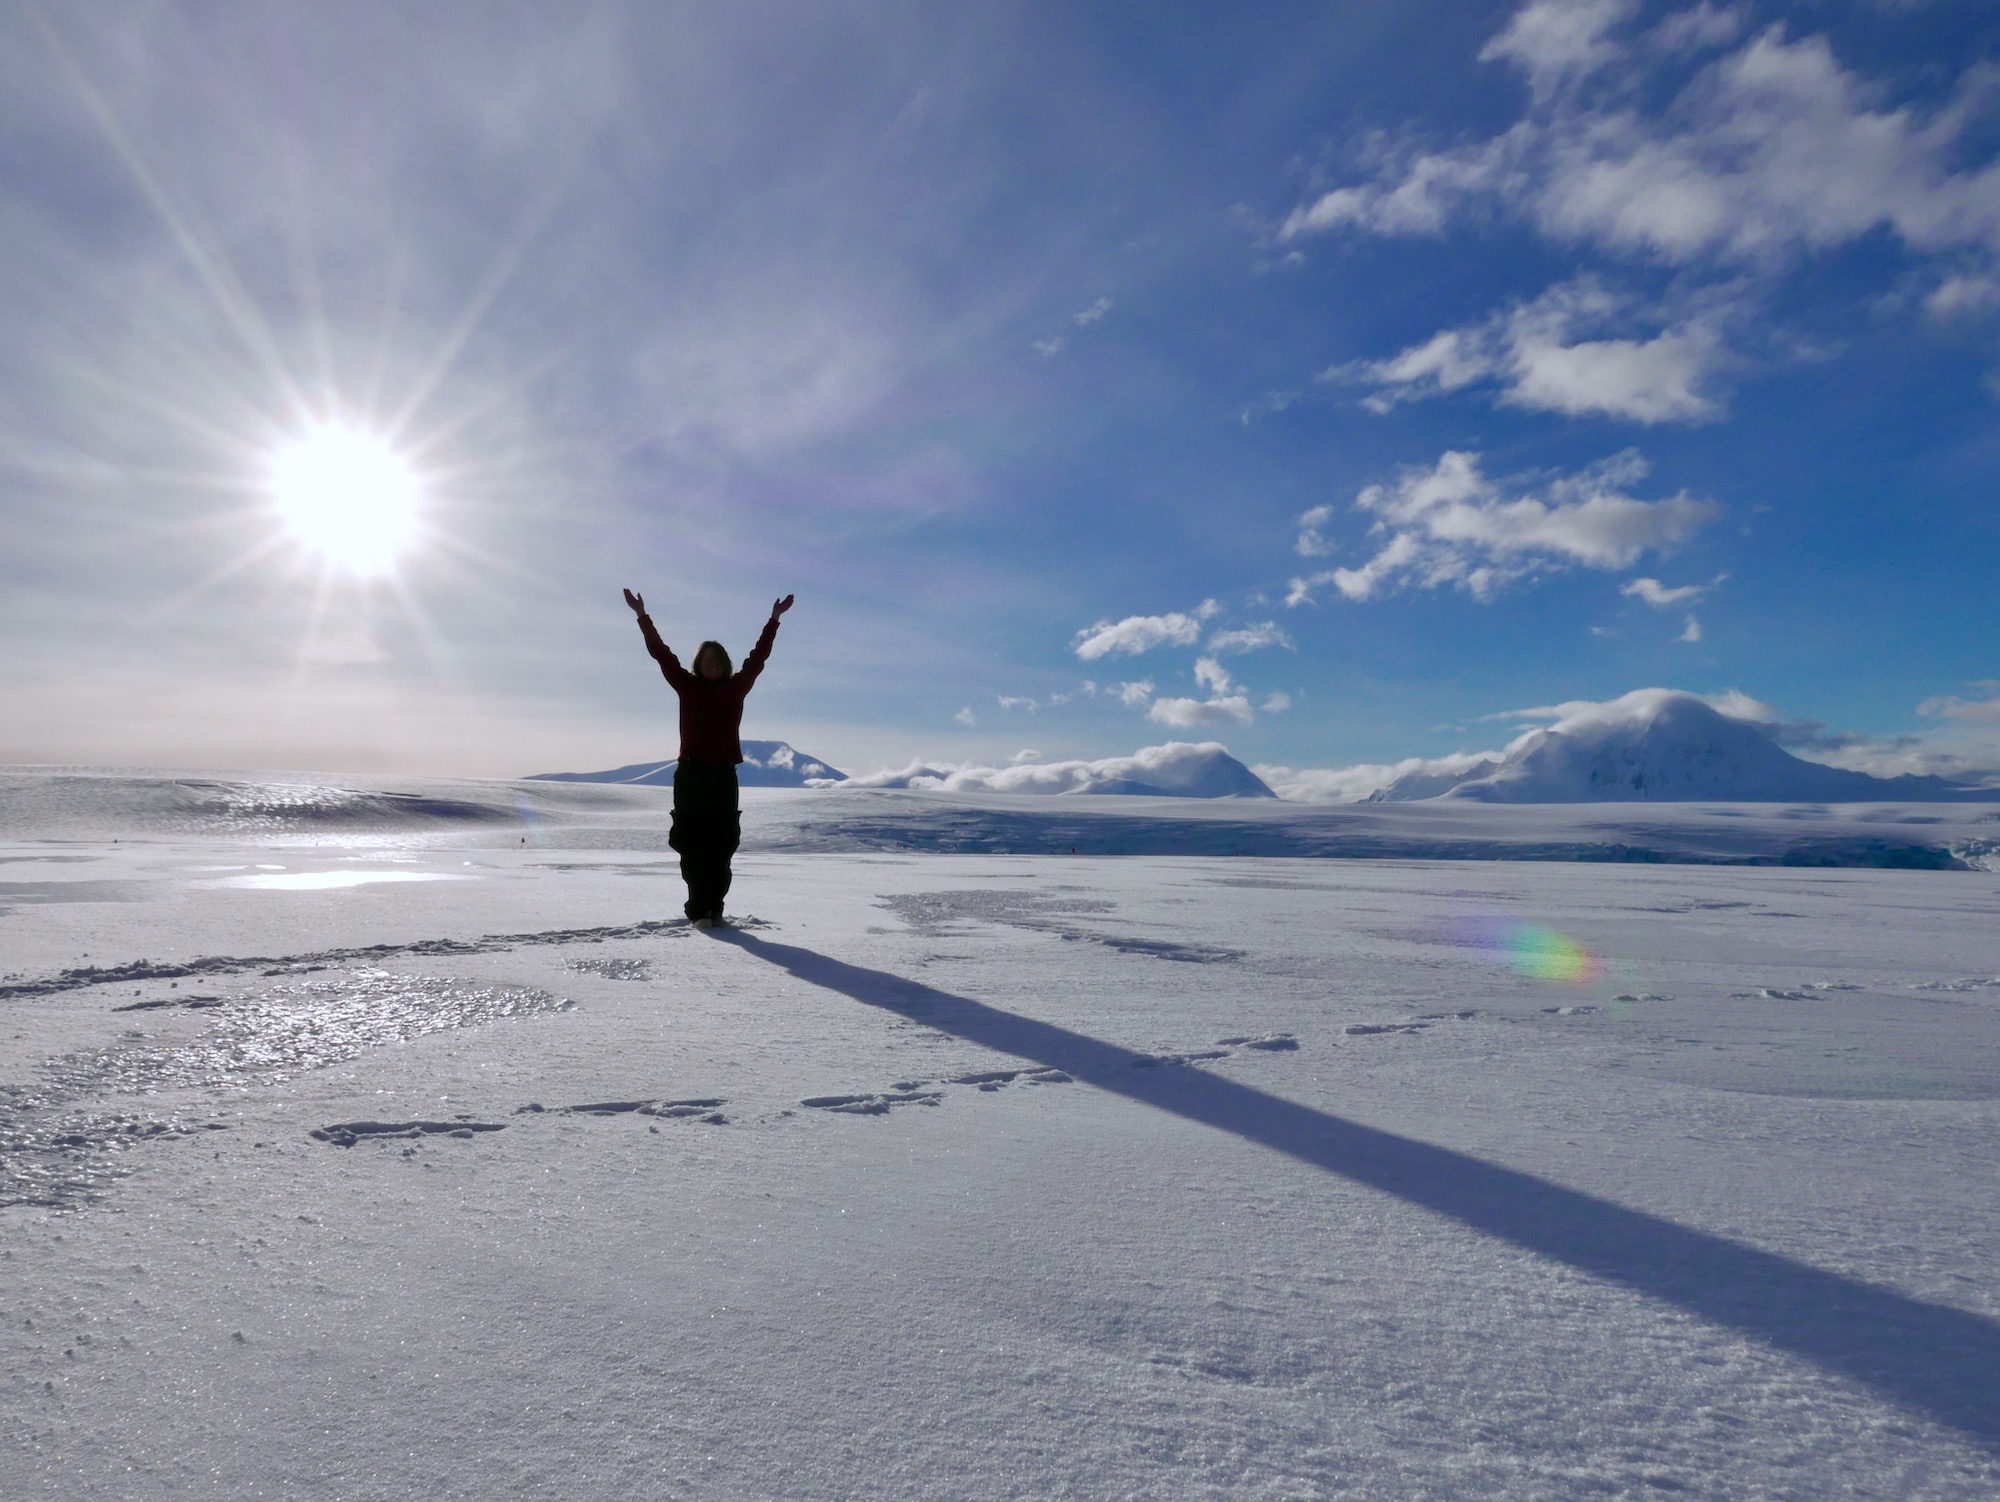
[267,423,423,575]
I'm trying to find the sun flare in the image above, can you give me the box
[267,424,423,575]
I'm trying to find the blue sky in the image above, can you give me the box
[1,1,1996,788]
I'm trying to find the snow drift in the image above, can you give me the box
[823,742,1275,799]
[528,740,845,789]
[1368,691,1986,803]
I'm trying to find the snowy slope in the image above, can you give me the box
[1372,691,1983,803]
[1,814,1997,1499]
[527,739,846,788]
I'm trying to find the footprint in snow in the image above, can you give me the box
[310,1119,507,1148]
[1730,983,1864,1001]
[805,1033,1298,1114]
[1345,1012,1482,1038]
[525,1097,729,1124]
[311,1096,732,1145]
[800,1088,946,1115]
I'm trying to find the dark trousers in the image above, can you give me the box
[669,760,740,920]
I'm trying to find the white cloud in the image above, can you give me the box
[1261,691,1292,713]
[1280,137,1516,241]
[1072,601,1222,659]
[1192,657,1234,695]
[1647,3,1745,55]
[1919,682,2000,722]
[1478,0,1636,99]
[1492,686,1761,732]
[1032,336,1065,357]
[1276,8,2000,407]
[1333,278,1729,423]
[1072,297,1113,326]
[1148,694,1254,727]
[1286,570,1342,608]
[997,694,1037,712]
[1290,449,1716,604]
[1927,274,2000,321]
[1294,504,1337,557]
[1283,19,2000,271]
[1679,614,1702,642]
[1009,748,1041,763]
[1207,620,1295,654]
[1254,750,1497,803]
[1622,576,1705,606]
[953,706,976,727]
[830,741,1248,794]
[1111,679,1154,708]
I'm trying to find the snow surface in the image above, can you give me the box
[4,767,2000,1499]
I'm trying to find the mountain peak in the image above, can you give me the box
[1375,692,1970,803]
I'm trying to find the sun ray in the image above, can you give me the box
[33,11,310,424]
[384,170,572,442]
[135,534,294,627]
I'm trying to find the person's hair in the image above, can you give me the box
[692,640,732,679]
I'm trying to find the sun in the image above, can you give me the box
[267,423,424,575]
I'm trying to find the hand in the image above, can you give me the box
[771,594,795,619]
[623,587,646,617]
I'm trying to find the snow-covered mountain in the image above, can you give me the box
[1370,691,1979,803]
[527,740,846,789]
[832,741,1276,798]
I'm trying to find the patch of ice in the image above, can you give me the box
[221,870,465,891]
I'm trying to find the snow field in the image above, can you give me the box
[2,842,1998,1498]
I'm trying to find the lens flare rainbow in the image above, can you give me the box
[1454,917,1604,984]
[1501,923,1602,983]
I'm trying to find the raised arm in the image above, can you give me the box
[735,593,793,691]
[623,587,691,689]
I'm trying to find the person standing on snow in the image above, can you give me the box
[623,586,794,928]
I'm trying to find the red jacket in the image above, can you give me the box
[637,612,780,765]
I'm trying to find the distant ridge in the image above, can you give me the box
[1369,693,1991,804]
[527,740,845,789]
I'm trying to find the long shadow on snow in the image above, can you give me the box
[721,930,2000,1450]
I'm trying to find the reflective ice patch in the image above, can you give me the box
[220,870,466,890]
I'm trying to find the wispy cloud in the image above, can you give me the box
[1072,601,1222,659]
[1206,621,1294,655]
[1622,576,1705,606]
[1293,505,1336,557]
[1288,449,1716,604]
[1920,681,2000,722]
[1072,296,1113,326]
[1478,0,1637,100]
